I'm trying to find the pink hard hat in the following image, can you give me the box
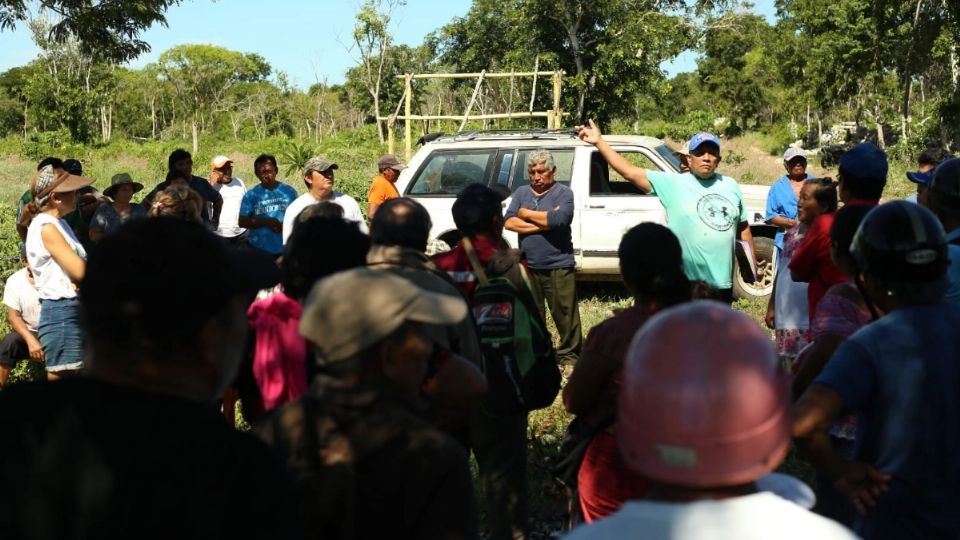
[617,301,790,487]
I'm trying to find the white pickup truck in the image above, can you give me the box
[394,130,775,300]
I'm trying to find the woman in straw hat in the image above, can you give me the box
[24,164,93,377]
[89,173,146,242]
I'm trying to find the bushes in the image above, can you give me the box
[22,129,86,162]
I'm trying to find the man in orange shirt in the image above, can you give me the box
[367,154,406,219]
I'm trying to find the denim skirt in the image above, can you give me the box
[38,298,84,372]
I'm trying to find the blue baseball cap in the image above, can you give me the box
[838,143,888,182]
[906,171,933,185]
[688,131,721,153]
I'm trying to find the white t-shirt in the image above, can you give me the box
[25,213,87,300]
[563,492,857,540]
[214,177,246,238]
[3,267,41,331]
[281,191,369,244]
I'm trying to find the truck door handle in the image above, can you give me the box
[588,204,606,209]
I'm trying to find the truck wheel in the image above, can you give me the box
[733,236,776,301]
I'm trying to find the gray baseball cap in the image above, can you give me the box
[783,147,807,163]
[377,154,406,171]
[304,155,339,174]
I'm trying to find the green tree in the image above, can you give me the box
[157,44,271,153]
[0,0,182,63]
[349,0,404,144]
[433,0,726,125]
[698,14,778,131]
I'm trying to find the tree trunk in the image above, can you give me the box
[150,97,157,139]
[191,117,199,155]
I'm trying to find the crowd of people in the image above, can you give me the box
[0,129,958,540]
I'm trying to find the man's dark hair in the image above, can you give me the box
[282,217,370,299]
[619,223,690,307]
[807,177,839,213]
[838,167,886,201]
[81,217,240,351]
[254,154,278,171]
[37,157,63,171]
[167,149,192,171]
[370,198,431,252]
[830,204,872,261]
[918,149,948,168]
[452,183,503,237]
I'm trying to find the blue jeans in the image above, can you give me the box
[38,298,84,372]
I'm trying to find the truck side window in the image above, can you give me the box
[510,148,574,192]
[406,151,494,195]
[591,151,659,196]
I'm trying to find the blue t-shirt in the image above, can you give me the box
[646,171,746,289]
[239,182,299,255]
[815,303,960,539]
[765,174,815,250]
[946,230,960,305]
[505,183,575,269]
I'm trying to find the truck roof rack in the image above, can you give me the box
[434,128,580,142]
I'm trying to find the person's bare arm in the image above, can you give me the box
[367,202,381,220]
[792,334,845,399]
[6,307,42,360]
[504,216,542,234]
[88,226,104,243]
[793,384,891,515]
[211,196,223,226]
[737,221,758,269]
[40,223,85,282]
[768,216,798,229]
[238,216,282,233]
[576,120,652,193]
[562,348,618,415]
[765,278,777,329]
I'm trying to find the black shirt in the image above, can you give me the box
[0,378,297,540]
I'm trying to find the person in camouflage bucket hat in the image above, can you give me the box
[282,155,368,243]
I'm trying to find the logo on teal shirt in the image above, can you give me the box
[696,193,737,232]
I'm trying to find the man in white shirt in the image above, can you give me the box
[282,155,368,244]
[0,253,42,388]
[565,302,856,540]
[209,155,247,242]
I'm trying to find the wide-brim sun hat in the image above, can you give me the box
[104,172,144,199]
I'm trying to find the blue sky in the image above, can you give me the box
[0,0,777,89]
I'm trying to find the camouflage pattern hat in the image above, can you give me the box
[304,156,339,174]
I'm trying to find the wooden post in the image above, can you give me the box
[552,71,562,129]
[387,117,396,155]
[529,56,540,113]
[404,74,413,160]
[459,70,486,132]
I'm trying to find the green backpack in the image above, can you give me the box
[462,238,561,414]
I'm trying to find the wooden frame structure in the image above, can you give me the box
[378,69,566,159]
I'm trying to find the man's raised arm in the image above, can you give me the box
[575,120,653,193]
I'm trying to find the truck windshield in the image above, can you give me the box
[655,145,683,172]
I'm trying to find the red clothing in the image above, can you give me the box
[789,212,846,323]
[247,291,308,410]
[574,305,651,522]
[431,235,503,301]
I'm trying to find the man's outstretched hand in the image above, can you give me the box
[575,119,602,145]
[834,461,891,516]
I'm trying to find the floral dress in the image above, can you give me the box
[809,281,872,441]
[774,224,811,372]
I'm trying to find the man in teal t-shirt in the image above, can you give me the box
[575,123,755,300]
